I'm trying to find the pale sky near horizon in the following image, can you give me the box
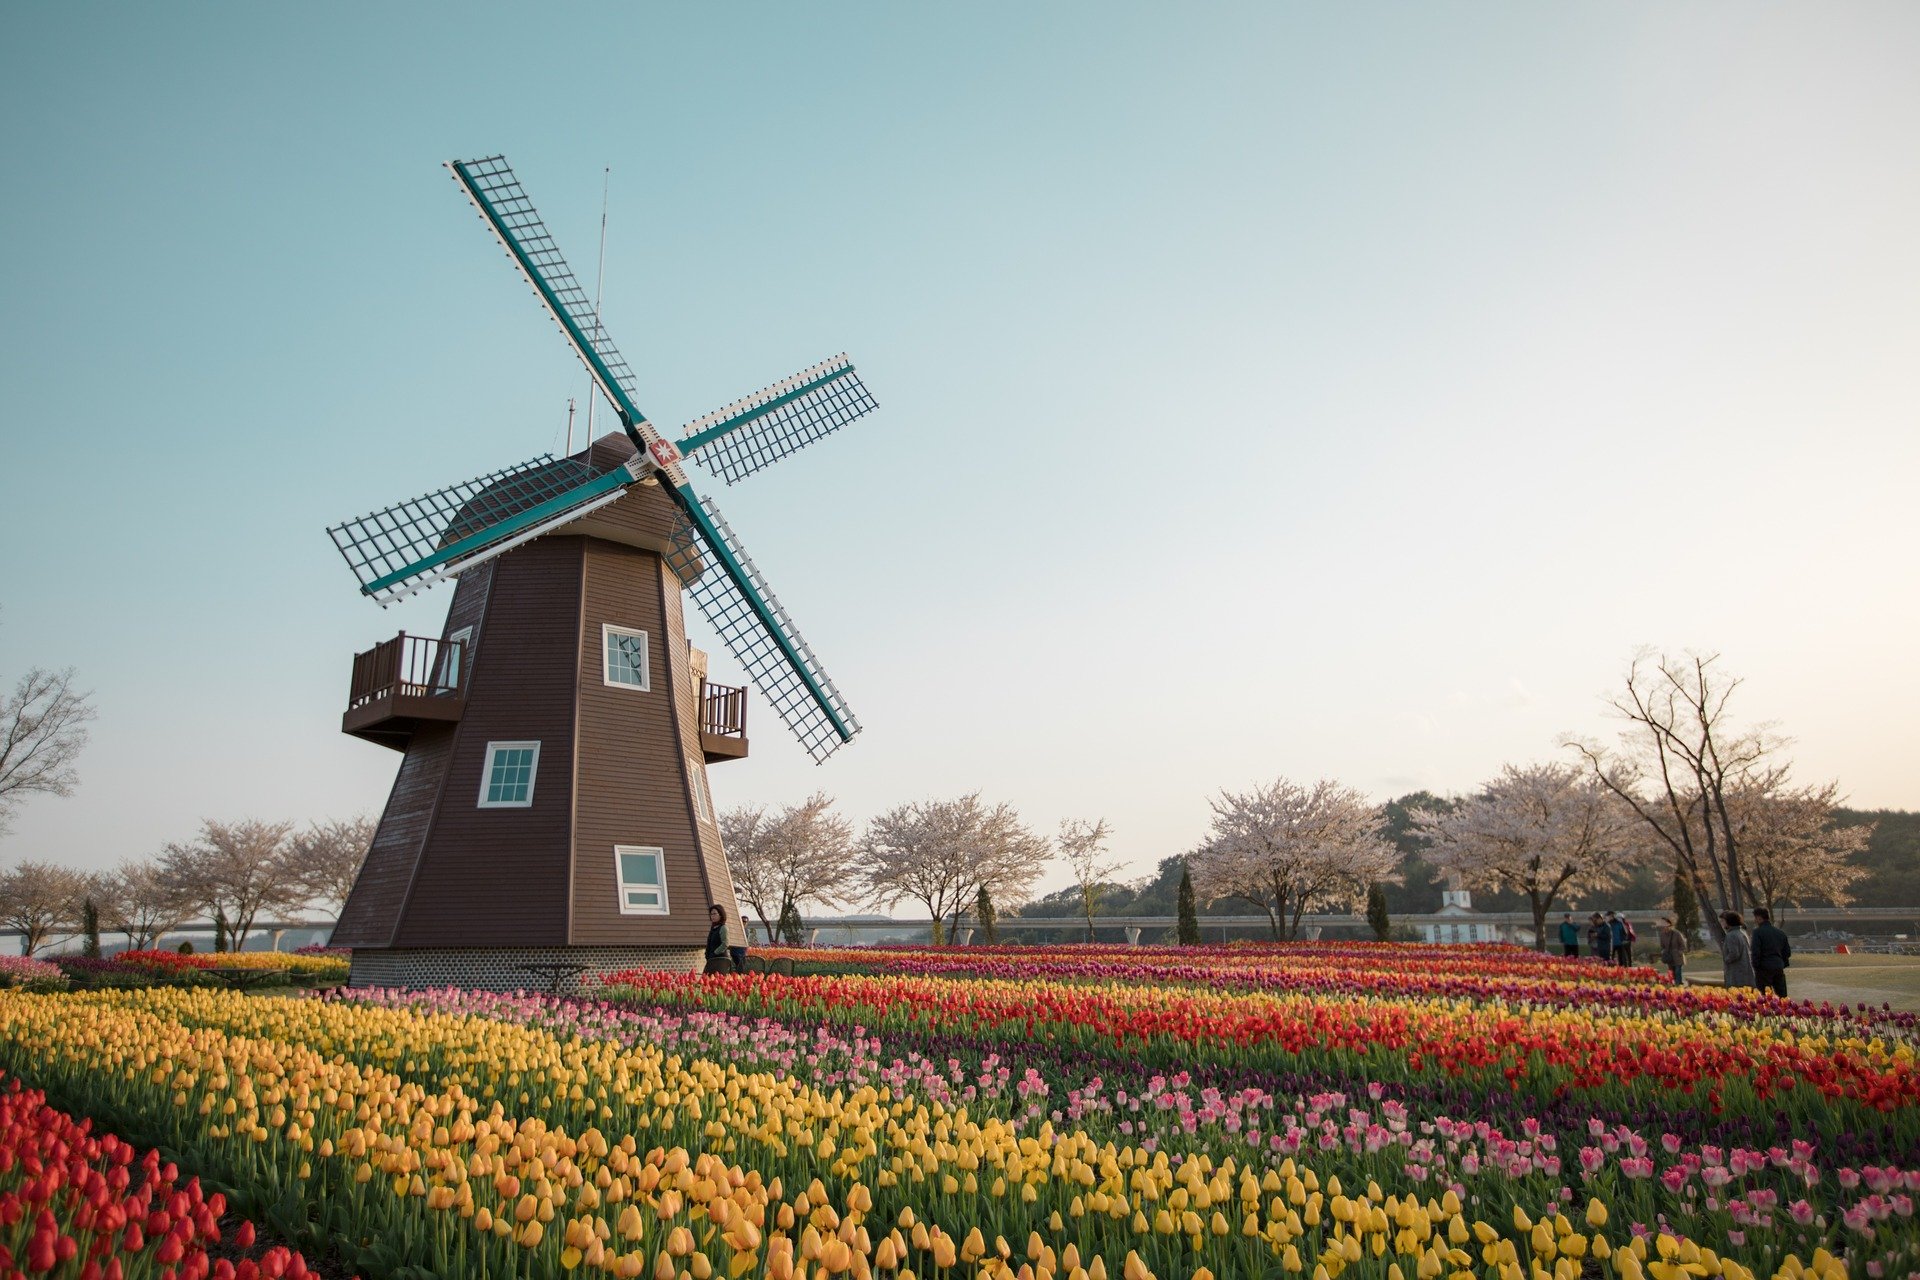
[2,3,1916,902]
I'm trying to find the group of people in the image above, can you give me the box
[1716,907,1792,996]
[1557,906,1792,994]
[1557,910,1650,966]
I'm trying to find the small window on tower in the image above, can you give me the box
[690,760,713,824]
[478,741,539,808]
[615,846,668,915]
[603,625,650,690]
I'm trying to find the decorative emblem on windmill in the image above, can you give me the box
[324,155,878,991]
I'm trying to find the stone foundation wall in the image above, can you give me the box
[346,946,701,994]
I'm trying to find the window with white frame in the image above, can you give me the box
[438,627,473,694]
[477,741,539,808]
[614,845,668,915]
[602,624,649,690]
[690,759,713,824]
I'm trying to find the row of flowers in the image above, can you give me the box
[754,945,1919,1040]
[47,950,351,981]
[597,970,1920,1117]
[0,985,1884,1278]
[0,1071,320,1279]
[339,984,1920,1243]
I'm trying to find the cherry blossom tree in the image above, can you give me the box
[160,819,303,950]
[1412,762,1640,951]
[289,816,378,916]
[1728,776,1871,914]
[0,665,94,836]
[96,858,195,951]
[858,794,1049,944]
[1189,778,1397,941]
[0,859,89,954]
[1057,817,1121,942]
[723,793,856,944]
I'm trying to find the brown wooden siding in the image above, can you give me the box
[333,565,495,947]
[332,721,455,946]
[568,541,710,946]
[393,539,581,948]
[661,564,746,945]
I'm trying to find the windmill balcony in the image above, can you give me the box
[342,633,467,750]
[701,683,749,763]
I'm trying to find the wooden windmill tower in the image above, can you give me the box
[325,155,877,991]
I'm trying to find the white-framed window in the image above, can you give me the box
[602,624,650,690]
[438,626,473,694]
[690,760,713,824]
[614,845,669,915]
[478,741,540,808]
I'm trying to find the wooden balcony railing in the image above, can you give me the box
[702,682,747,740]
[347,633,465,712]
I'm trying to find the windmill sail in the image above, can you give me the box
[679,355,879,485]
[448,156,673,470]
[329,453,637,603]
[665,494,860,762]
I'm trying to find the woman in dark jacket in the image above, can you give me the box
[1658,915,1687,984]
[1586,913,1612,963]
[705,904,732,974]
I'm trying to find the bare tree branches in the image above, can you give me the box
[1412,762,1640,951]
[0,859,90,954]
[0,667,95,835]
[1189,778,1398,941]
[1566,648,1857,939]
[289,816,377,915]
[858,794,1049,943]
[160,819,304,950]
[1057,817,1121,941]
[723,793,856,944]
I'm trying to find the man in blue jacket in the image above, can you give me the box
[1557,914,1581,957]
[1751,907,1792,996]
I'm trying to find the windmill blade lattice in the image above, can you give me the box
[679,355,878,485]
[328,453,633,603]
[666,498,861,762]
[450,156,648,423]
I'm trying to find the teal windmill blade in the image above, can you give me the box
[678,354,878,486]
[443,152,869,761]
[328,451,641,603]
[665,495,860,762]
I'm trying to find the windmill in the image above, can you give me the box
[325,155,878,991]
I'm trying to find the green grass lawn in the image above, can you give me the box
[1685,950,1920,1012]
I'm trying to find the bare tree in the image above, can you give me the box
[289,816,377,915]
[1728,777,1871,914]
[1189,778,1399,941]
[160,819,303,950]
[1569,649,1790,939]
[723,793,856,944]
[1412,762,1641,952]
[858,794,1049,944]
[1057,817,1121,942]
[95,858,195,951]
[0,859,90,954]
[0,667,95,836]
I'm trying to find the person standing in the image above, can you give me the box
[1558,914,1581,958]
[1658,914,1687,984]
[1751,907,1791,997]
[1720,911,1755,989]
[704,904,732,975]
[1587,912,1612,964]
[1613,914,1636,967]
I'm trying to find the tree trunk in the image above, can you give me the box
[1528,893,1549,954]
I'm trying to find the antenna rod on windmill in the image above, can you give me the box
[564,396,576,456]
[584,165,610,446]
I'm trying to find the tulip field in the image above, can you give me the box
[0,943,1915,1279]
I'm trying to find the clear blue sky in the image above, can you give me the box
[3,3,1916,895]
